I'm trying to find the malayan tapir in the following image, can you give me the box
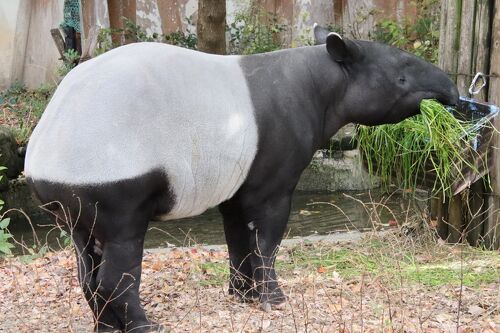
[24,24,459,332]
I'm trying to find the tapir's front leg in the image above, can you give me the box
[244,193,291,310]
[219,198,258,301]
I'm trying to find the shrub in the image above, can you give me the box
[95,17,197,55]
[372,0,440,63]
[228,6,288,55]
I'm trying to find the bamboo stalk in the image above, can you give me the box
[485,0,500,249]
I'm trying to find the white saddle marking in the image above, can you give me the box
[25,43,259,219]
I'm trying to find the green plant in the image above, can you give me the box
[0,84,54,144]
[0,216,13,255]
[123,18,162,42]
[0,166,14,255]
[228,6,288,55]
[95,27,115,55]
[95,17,197,55]
[58,229,72,248]
[356,100,483,196]
[164,29,197,50]
[373,0,440,63]
[57,49,81,77]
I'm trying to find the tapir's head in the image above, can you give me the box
[314,25,459,126]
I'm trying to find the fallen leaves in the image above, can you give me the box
[317,266,327,273]
[0,239,498,332]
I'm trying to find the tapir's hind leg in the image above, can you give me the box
[219,199,258,301]
[73,227,122,332]
[93,210,162,333]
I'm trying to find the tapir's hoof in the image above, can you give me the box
[131,323,166,333]
[148,323,166,333]
[259,290,287,311]
[94,324,122,332]
[261,301,272,312]
[229,287,259,303]
[122,323,165,333]
[260,300,287,312]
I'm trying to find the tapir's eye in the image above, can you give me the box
[399,76,407,84]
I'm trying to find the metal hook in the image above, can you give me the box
[468,72,486,95]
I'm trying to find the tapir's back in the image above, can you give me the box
[25,42,259,218]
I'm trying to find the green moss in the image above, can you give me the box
[198,261,229,287]
[404,263,499,287]
[190,240,499,289]
[279,240,499,287]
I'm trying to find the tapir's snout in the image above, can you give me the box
[437,81,460,107]
[431,72,460,107]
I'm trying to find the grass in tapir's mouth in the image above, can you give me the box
[356,99,486,196]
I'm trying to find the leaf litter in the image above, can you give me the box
[0,231,499,332]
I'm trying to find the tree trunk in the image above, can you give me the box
[107,0,136,45]
[197,0,226,54]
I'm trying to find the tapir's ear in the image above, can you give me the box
[326,32,358,62]
[313,23,330,45]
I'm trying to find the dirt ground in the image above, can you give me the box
[1,231,499,333]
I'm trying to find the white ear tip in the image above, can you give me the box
[313,22,318,29]
[327,32,343,40]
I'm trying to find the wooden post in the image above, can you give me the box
[333,0,346,28]
[50,29,66,59]
[466,181,485,246]
[438,0,460,82]
[79,26,99,63]
[80,0,95,46]
[472,0,492,102]
[197,0,226,54]
[437,0,465,243]
[448,194,463,243]
[485,0,500,249]
[456,0,475,95]
[431,194,448,239]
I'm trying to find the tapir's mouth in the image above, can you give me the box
[436,94,459,107]
[431,86,460,107]
[390,89,457,122]
[412,89,459,110]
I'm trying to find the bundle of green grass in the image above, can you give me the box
[356,99,481,195]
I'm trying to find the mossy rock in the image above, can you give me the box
[0,126,23,190]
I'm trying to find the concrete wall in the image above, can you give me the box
[23,0,64,88]
[0,0,63,90]
[0,1,28,90]
[0,0,417,90]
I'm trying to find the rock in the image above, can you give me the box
[3,177,47,223]
[0,126,23,187]
[297,149,379,191]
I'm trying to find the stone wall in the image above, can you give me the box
[297,150,379,192]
